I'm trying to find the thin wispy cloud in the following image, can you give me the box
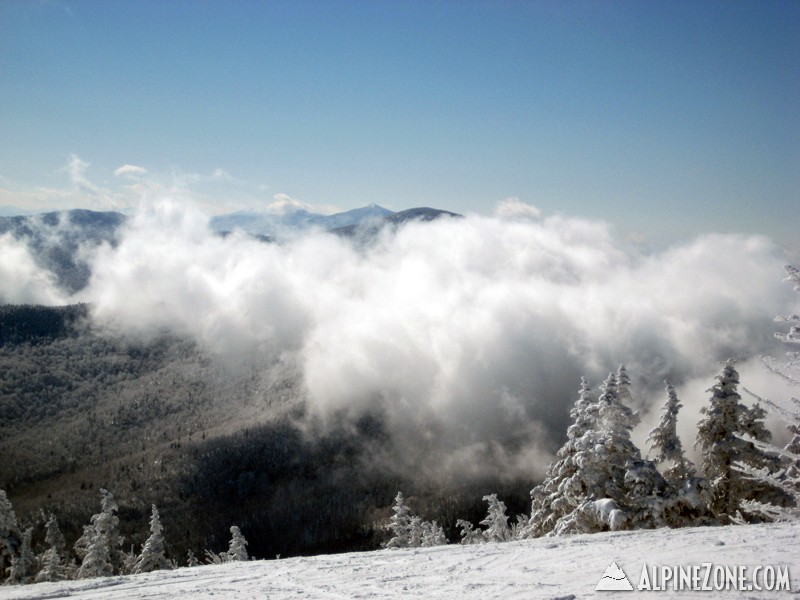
[114,164,148,178]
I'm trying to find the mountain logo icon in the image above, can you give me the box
[595,561,634,591]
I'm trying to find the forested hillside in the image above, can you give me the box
[0,304,528,562]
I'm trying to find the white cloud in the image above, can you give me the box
[267,193,340,215]
[114,164,149,178]
[0,234,69,304]
[52,154,132,211]
[83,198,795,479]
[494,197,542,220]
[62,154,96,193]
[267,193,308,214]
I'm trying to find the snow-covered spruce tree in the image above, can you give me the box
[133,505,171,574]
[383,492,447,548]
[616,364,634,409]
[695,361,780,523]
[407,516,423,548]
[525,378,598,537]
[35,514,66,583]
[732,265,800,521]
[120,545,138,576]
[453,494,513,544]
[647,382,696,483]
[733,393,800,522]
[554,372,645,534]
[186,549,199,567]
[455,519,484,544]
[76,488,122,578]
[479,494,512,543]
[384,492,412,549]
[6,528,35,585]
[0,488,20,584]
[767,265,800,389]
[567,374,642,528]
[226,526,248,561]
[527,373,645,536]
[72,525,92,565]
[420,521,447,547]
[77,527,112,579]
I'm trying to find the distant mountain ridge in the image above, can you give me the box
[208,203,462,236]
[1,204,461,295]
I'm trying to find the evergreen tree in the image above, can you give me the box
[695,361,777,522]
[77,527,112,579]
[526,373,644,536]
[186,549,199,567]
[526,378,597,537]
[6,528,35,585]
[0,488,20,583]
[384,492,412,549]
[479,494,512,543]
[73,525,93,565]
[0,489,22,581]
[383,492,447,548]
[553,373,643,534]
[77,489,122,578]
[35,515,66,583]
[455,519,483,544]
[226,526,248,562]
[616,364,633,408]
[732,267,800,521]
[133,505,171,574]
[407,516,423,548]
[420,521,447,547]
[647,382,696,482]
[578,374,640,501]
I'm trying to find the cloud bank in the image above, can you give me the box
[0,233,69,305]
[71,198,795,480]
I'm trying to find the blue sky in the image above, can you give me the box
[1,0,798,247]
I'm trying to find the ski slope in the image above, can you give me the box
[1,522,797,599]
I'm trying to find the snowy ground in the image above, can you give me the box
[2,523,798,599]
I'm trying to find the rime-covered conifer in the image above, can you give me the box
[526,378,597,537]
[226,526,248,562]
[420,521,447,547]
[557,374,642,534]
[186,549,199,567]
[0,488,20,583]
[77,489,122,578]
[385,492,412,549]
[35,515,66,583]
[581,373,640,501]
[383,492,446,548]
[647,382,695,482]
[733,266,800,521]
[77,527,112,579]
[526,373,643,536]
[616,364,633,408]
[479,494,512,542]
[6,528,35,584]
[455,519,483,544]
[695,361,778,522]
[133,505,171,574]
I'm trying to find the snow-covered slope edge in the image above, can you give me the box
[1,523,797,600]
